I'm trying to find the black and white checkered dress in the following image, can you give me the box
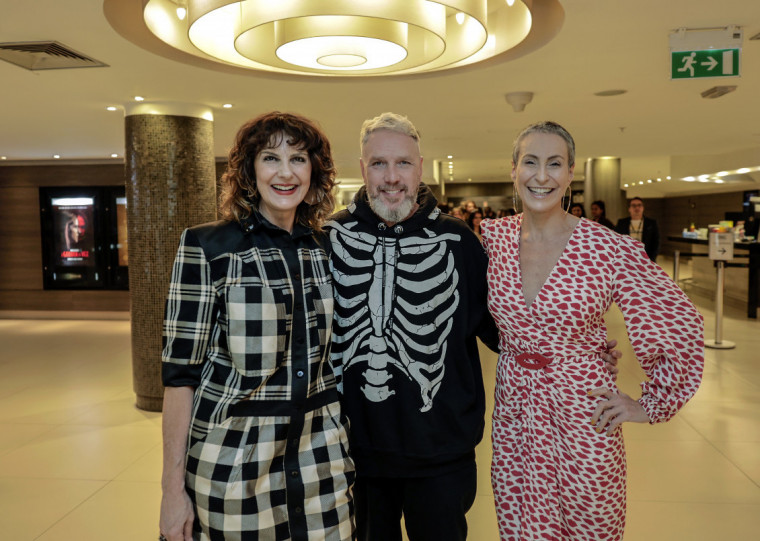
[162,213,354,541]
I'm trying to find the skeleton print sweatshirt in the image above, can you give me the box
[326,184,499,477]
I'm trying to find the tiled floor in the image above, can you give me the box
[1,280,759,539]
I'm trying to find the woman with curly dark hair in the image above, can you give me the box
[160,112,354,541]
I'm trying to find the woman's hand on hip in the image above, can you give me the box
[588,387,650,436]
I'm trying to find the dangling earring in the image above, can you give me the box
[512,187,521,214]
[564,184,572,214]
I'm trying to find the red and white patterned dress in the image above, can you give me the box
[480,216,704,541]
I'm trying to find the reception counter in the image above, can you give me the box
[667,236,759,318]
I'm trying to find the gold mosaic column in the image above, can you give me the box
[125,103,217,411]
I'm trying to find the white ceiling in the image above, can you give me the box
[1,0,759,198]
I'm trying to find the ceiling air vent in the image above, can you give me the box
[0,41,108,71]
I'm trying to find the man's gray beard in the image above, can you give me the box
[369,191,416,224]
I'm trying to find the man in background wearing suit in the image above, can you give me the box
[615,197,660,261]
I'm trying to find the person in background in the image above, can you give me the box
[481,121,703,541]
[482,202,496,219]
[451,206,466,220]
[569,202,585,218]
[467,209,485,240]
[590,199,615,229]
[615,197,660,261]
[159,112,354,541]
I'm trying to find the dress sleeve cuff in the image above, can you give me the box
[162,362,202,388]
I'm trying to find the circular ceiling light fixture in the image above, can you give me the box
[108,0,565,77]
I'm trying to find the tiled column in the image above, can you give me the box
[124,103,217,411]
[584,157,626,223]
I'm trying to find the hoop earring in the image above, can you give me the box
[564,185,572,214]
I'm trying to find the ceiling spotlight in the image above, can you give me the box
[624,184,629,188]
[111,153,119,158]
[134,95,145,101]
[176,7,187,21]
[222,103,233,108]
[447,155,453,159]
[506,0,516,5]
[1,156,7,160]
[666,176,671,180]
[700,86,737,99]
[53,154,60,159]
[106,106,117,111]
[455,12,465,25]
[505,91,534,112]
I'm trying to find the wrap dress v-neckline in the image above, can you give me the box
[481,215,704,541]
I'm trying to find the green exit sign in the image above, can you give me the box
[671,49,740,79]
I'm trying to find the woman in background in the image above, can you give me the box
[569,202,585,218]
[591,199,615,229]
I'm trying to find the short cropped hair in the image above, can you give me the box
[360,112,421,155]
[512,121,575,168]
[218,111,336,231]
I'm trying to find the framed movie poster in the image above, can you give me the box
[53,196,96,267]
[39,186,129,290]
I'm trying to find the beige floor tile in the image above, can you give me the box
[0,477,106,541]
[678,399,760,442]
[115,443,163,483]
[712,441,760,486]
[35,480,161,541]
[68,391,162,427]
[625,501,760,540]
[0,423,161,480]
[0,422,57,457]
[626,439,760,504]
[466,494,499,540]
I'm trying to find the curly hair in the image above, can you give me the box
[218,112,336,231]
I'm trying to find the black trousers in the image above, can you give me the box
[353,459,478,541]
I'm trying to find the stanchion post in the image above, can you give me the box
[673,249,680,283]
[705,230,736,350]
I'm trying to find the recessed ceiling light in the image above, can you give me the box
[656,178,662,182]
[716,171,729,176]
[594,89,627,97]
[666,176,671,180]
[683,177,695,182]
[715,179,724,184]
[106,106,117,111]
[222,103,233,108]
[134,96,145,101]
[624,184,629,188]
[467,178,472,182]
[447,155,453,159]
[53,154,60,159]
[1,156,6,160]
[455,12,465,25]
[647,179,652,183]
[737,168,751,174]
[111,153,119,158]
